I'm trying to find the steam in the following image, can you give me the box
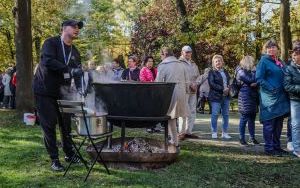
[60,61,120,116]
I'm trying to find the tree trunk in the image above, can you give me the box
[175,0,201,70]
[255,1,262,60]
[280,0,292,62]
[15,0,34,114]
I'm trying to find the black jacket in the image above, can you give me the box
[33,36,81,98]
[284,62,300,101]
[208,69,231,102]
[121,68,140,81]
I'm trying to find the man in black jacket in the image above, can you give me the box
[33,19,84,171]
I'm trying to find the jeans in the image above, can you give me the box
[262,116,284,152]
[210,98,230,133]
[291,100,300,152]
[239,113,256,141]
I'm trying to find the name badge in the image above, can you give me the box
[64,73,71,79]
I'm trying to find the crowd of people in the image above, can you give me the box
[87,40,299,159]
[80,40,300,159]
[0,66,16,109]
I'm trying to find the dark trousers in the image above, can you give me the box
[197,96,211,113]
[287,116,292,142]
[35,95,74,160]
[3,96,12,108]
[239,113,256,140]
[0,91,3,103]
[10,87,16,109]
[263,116,284,152]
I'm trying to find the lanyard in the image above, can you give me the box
[60,37,72,65]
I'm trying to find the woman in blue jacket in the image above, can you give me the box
[256,40,290,156]
[284,41,300,157]
[237,56,259,145]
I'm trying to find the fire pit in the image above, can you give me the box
[86,137,179,169]
[90,82,178,169]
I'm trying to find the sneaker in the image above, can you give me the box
[51,159,65,171]
[153,127,162,133]
[146,128,154,133]
[185,133,199,139]
[65,154,81,163]
[212,132,218,139]
[248,138,260,145]
[221,133,232,139]
[239,139,248,146]
[265,150,282,157]
[275,148,290,156]
[293,151,300,158]
[287,142,294,152]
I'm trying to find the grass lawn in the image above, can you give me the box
[0,110,300,188]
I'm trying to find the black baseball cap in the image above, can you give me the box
[61,19,83,29]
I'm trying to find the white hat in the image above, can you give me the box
[182,45,192,52]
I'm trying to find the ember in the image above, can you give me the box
[111,138,165,153]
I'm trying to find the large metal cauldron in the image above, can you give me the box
[92,82,175,118]
[74,114,107,136]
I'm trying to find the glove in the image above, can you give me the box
[71,68,83,78]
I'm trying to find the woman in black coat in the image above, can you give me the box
[236,56,259,145]
[121,55,140,81]
[284,41,300,157]
[208,55,231,139]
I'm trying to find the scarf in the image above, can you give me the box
[271,55,283,68]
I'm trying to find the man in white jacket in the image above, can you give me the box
[156,47,189,149]
[178,46,200,140]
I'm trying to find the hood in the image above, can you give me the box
[160,56,179,65]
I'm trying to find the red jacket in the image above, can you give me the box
[12,73,16,87]
[139,67,157,82]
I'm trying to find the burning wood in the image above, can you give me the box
[111,138,165,153]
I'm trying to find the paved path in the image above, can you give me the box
[184,112,290,153]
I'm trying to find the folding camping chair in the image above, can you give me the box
[57,100,112,182]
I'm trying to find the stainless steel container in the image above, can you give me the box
[75,114,107,136]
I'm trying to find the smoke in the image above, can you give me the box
[66,0,91,20]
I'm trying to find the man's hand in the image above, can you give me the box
[250,83,257,87]
[223,87,229,96]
